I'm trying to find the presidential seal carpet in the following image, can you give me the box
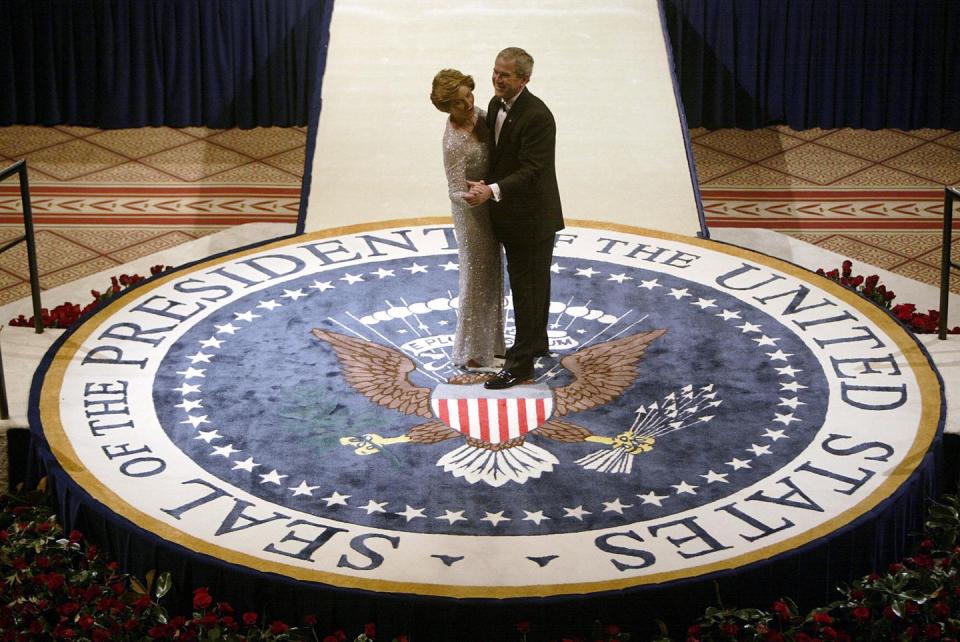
[30,220,941,637]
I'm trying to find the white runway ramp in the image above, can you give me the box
[303,0,702,236]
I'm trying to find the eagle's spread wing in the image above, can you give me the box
[553,329,667,416]
[537,419,595,442]
[407,421,460,443]
[311,329,433,418]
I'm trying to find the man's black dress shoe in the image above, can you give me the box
[484,369,532,390]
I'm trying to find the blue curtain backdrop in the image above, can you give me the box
[0,0,327,129]
[662,0,960,130]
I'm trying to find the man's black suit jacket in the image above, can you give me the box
[485,88,564,244]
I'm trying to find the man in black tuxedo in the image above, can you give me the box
[466,47,564,390]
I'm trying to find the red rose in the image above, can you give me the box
[396,636,409,642]
[148,624,170,638]
[852,606,870,621]
[606,624,621,635]
[242,612,258,626]
[303,614,318,626]
[192,588,213,610]
[58,602,80,617]
[270,620,290,634]
[906,601,920,615]
[45,572,65,591]
[200,613,218,628]
[813,612,833,625]
[763,631,784,642]
[929,624,943,640]
[92,629,111,642]
[772,600,791,618]
[323,637,339,642]
[821,626,838,640]
[364,622,376,637]
[884,606,898,620]
[78,615,95,630]
[517,621,531,633]
[935,602,951,618]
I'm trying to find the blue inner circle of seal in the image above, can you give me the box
[153,253,829,536]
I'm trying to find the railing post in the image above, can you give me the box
[18,163,43,334]
[940,187,960,339]
[0,159,44,420]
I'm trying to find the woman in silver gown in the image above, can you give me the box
[430,69,505,370]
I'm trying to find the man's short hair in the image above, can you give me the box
[497,47,533,80]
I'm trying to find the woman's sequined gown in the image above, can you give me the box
[442,109,505,367]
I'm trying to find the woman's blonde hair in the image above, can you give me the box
[430,69,474,113]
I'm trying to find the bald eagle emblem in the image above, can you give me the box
[311,328,720,487]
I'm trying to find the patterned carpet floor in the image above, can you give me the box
[0,123,958,309]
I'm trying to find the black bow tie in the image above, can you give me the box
[500,100,509,113]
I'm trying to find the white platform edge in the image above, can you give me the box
[0,223,295,431]
[712,228,959,436]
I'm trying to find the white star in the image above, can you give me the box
[753,335,780,347]
[211,444,239,458]
[187,351,212,364]
[282,288,308,300]
[563,505,591,520]
[234,311,261,323]
[340,273,364,284]
[441,261,459,271]
[371,267,395,279]
[668,288,691,300]
[776,365,802,377]
[766,349,793,361]
[700,470,729,484]
[259,470,287,485]
[737,322,762,333]
[405,263,428,274]
[232,457,259,472]
[780,381,808,392]
[360,500,388,514]
[199,337,224,350]
[636,491,669,507]
[575,267,599,278]
[747,443,772,456]
[181,415,209,428]
[174,382,202,394]
[522,510,550,525]
[481,511,511,526]
[175,398,203,412]
[214,323,239,335]
[726,457,752,470]
[550,262,566,274]
[576,328,587,334]
[691,298,717,309]
[436,510,467,524]
[716,309,741,320]
[773,412,800,426]
[608,273,632,283]
[763,429,789,441]
[396,505,426,521]
[602,498,633,514]
[289,481,319,496]
[437,320,449,326]
[194,429,221,443]
[310,280,334,292]
[778,396,805,409]
[257,300,282,311]
[638,278,661,290]
[672,481,699,495]
[177,367,205,379]
[322,491,350,507]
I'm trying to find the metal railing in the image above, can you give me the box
[939,187,960,340]
[0,160,43,419]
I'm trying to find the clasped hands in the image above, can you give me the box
[465,180,493,206]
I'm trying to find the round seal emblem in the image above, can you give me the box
[38,221,940,598]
